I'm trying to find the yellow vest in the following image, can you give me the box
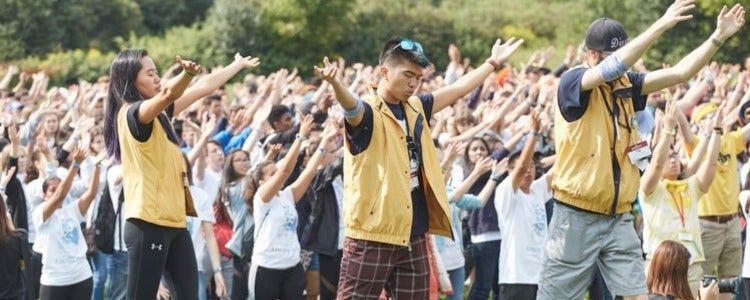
[553,73,641,214]
[117,105,196,228]
[343,94,452,246]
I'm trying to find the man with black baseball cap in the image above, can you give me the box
[538,0,746,299]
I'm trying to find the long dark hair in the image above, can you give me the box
[462,137,491,174]
[647,240,693,300]
[104,49,149,161]
[215,150,255,224]
[0,194,19,246]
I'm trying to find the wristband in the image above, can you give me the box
[710,37,723,48]
[598,53,628,82]
[72,162,81,169]
[485,59,499,71]
[525,99,536,107]
[0,188,6,192]
[530,131,541,138]
[29,139,36,145]
[713,127,723,134]
[663,129,676,136]
[213,267,222,273]
[343,99,363,118]
[185,70,197,78]
[317,147,327,153]
[295,134,308,142]
[490,172,502,181]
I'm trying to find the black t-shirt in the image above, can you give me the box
[126,101,180,145]
[557,68,647,122]
[345,94,434,237]
[0,231,24,299]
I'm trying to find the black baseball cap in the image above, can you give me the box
[585,18,628,52]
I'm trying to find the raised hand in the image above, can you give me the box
[321,119,339,141]
[7,65,19,75]
[472,157,494,175]
[298,114,315,138]
[234,53,261,69]
[716,3,746,40]
[72,144,89,165]
[529,109,542,133]
[713,101,726,129]
[7,124,19,146]
[176,56,202,75]
[655,0,696,30]
[663,99,678,130]
[489,37,525,65]
[0,166,16,189]
[493,157,510,176]
[314,57,339,83]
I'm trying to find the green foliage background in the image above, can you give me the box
[1,0,748,84]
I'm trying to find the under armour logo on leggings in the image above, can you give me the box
[151,243,163,251]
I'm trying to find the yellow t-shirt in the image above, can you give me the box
[687,130,745,216]
[640,176,704,263]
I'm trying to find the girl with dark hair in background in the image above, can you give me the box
[647,241,718,300]
[103,49,259,299]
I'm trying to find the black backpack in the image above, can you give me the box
[94,185,124,254]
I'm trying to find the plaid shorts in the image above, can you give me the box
[337,235,430,299]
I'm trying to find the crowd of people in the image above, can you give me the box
[0,0,749,299]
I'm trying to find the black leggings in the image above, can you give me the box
[231,256,249,300]
[253,263,305,300]
[318,251,342,300]
[124,218,198,300]
[39,277,92,300]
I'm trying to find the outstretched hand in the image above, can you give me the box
[716,4,746,40]
[314,57,338,83]
[234,53,261,69]
[176,56,202,75]
[656,0,695,31]
[489,37,525,65]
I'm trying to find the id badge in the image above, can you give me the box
[626,141,651,171]
[409,154,419,191]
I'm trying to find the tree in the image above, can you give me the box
[136,0,213,34]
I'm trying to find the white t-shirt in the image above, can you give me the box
[107,165,127,252]
[332,175,345,250]
[195,167,222,206]
[494,176,551,284]
[187,186,215,272]
[252,187,300,269]
[32,200,93,286]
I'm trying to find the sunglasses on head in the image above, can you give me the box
[388,39,429,67]
[392,39,424,55]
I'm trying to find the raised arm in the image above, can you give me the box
[0,66,18,91]
[450,157,493,203]
[77,153,103,216]
[580,0,695,91]
[510,110,540,191]
[432,38,524,114]
[641,102,678,196]
[41,146,86,221]
[138,56,202,125]
[256,115,313,203]
[290,122,338,202]
[476,158,508,206]
[642,4,746,94]
[172,53,261,116]
[696,108,723,193]
[315,57,364,127]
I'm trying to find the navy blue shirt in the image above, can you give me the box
[557,68,647,122]
[345,94,434,237]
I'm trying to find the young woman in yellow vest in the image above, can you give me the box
[640,100,721,298]
[248,116,337,299]
[103,49,260,299]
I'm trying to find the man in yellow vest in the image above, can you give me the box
[538,1,745,300]
[314,37,523,299]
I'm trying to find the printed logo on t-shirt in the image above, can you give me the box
[283,204,298,234]
[61,218,80,245]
